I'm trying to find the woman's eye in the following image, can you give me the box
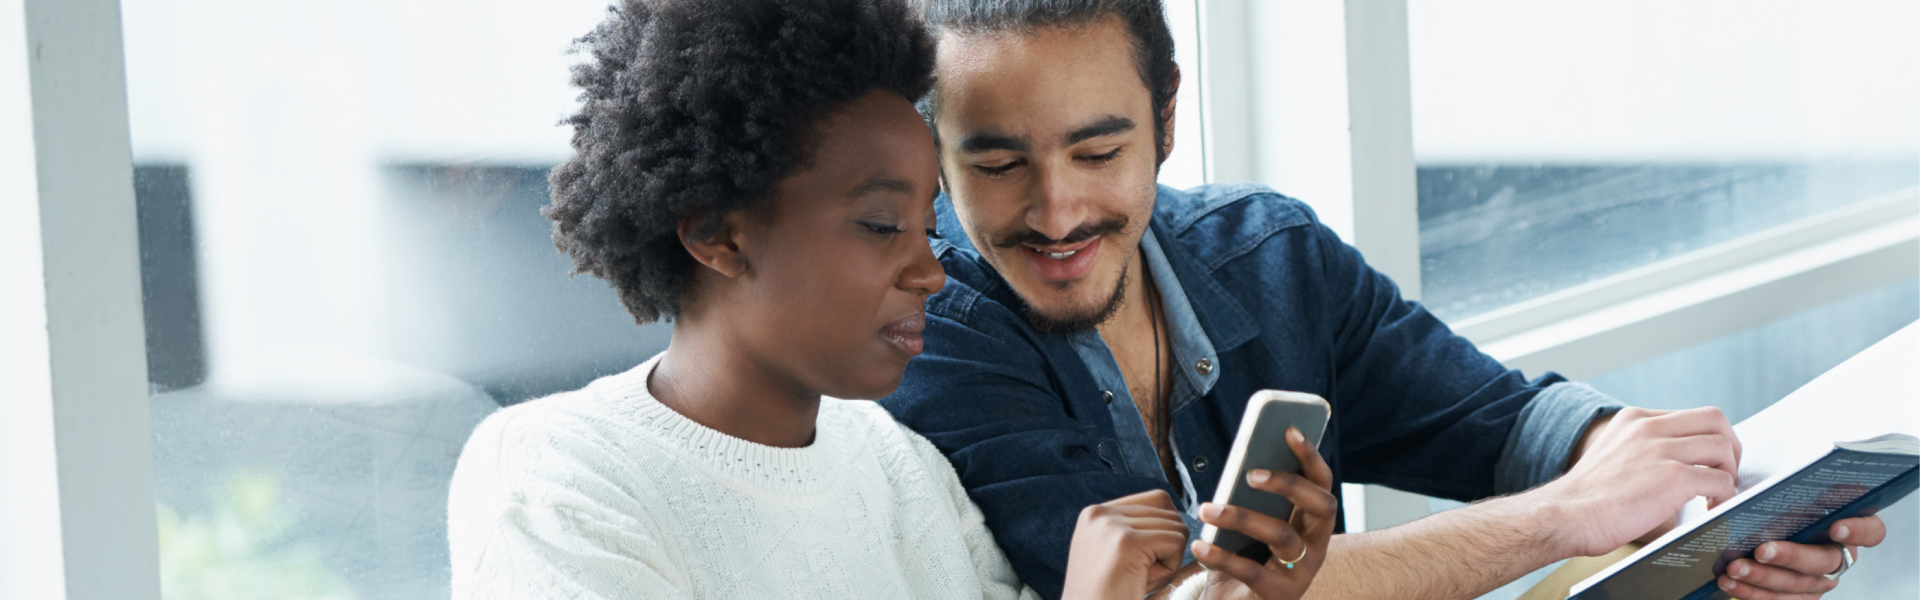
[861,222,906,236]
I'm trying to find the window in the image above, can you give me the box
[1400,3,1918,597]
[123,1,642,597]
[1190,1,1915,596]
[1409,0,1919,321]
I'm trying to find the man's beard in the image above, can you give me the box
[1020,266,1128,335]
[989,215,1134,335]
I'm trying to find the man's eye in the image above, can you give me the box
[861,222,906,235]
[1082,148,1122,165]
[973,159,1020,176]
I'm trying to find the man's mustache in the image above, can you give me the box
[989,216,1130,249]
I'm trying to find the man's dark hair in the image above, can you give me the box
[545,0,935,324]
[917,0,1179,162]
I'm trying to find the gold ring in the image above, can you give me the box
[1276,546,1308,570]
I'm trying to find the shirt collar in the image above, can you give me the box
[1139,227,1221,410]
[1147,185,1260,354]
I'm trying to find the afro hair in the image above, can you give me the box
[544,0,936,324]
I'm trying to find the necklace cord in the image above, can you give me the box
[1148,274,1166,463]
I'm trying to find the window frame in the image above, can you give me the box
[2,0,161,598]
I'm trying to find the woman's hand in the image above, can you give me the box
[1061,489,1190,600]
[1187,427,1338,600]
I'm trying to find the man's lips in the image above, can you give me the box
[880,312,926,356]
[1019,236,1102,282]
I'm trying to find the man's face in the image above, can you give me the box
[932,18,1165,332]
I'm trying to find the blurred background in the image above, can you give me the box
[119,0,1914,598]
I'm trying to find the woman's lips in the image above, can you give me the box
[881,312,926,357]
[1019,237,1102,282]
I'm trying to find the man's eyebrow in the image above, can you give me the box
[850,176,913,197]
[1065,115,1135,145]
[957,132,1030,154]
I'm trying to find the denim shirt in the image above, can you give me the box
[881,183,1623,600]
[1064,228,1216,539]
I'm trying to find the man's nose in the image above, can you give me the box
[1025,164,1089,242]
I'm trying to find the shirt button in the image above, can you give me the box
[1193,455,1210,472]
[1195,358,1213,375]
[1102,390,1114,404]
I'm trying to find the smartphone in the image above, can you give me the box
[1199,390,1331,561]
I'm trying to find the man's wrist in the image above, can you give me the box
[1490,483,1583,561]
[1569,413,1615,468]
[1311,492,1583,598]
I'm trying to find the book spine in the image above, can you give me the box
[1677,580,1723,600]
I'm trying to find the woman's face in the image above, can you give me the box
[722,89,945,400]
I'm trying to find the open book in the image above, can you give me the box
[1568,322,1920,600]
[1568,434,1918,600]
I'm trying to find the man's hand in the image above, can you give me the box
[1183,427,1338,600]
[1714,516,1888,600]
[1061,489,1190,600]
[1537,406,1742,557]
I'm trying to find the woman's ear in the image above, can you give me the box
[678,213,750,278]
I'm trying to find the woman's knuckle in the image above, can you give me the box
[1280,472,1306,490]
[1231,562,1265,587]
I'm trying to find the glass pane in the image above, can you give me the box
[123,1,648,598]
[1409,0,1920,321]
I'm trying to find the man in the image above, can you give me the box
[879,1,1888,598]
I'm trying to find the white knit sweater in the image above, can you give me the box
[448,355,1041,599]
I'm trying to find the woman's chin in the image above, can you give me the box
[824,368,908,401]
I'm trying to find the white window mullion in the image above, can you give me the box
[1340,0,1421,298]
[1,0,160,598]
[1199,0,1428,531]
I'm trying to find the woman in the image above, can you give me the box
[447,1,1334,598]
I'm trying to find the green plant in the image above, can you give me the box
[155,472,356,600]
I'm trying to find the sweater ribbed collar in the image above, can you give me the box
[594,354,853,496]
